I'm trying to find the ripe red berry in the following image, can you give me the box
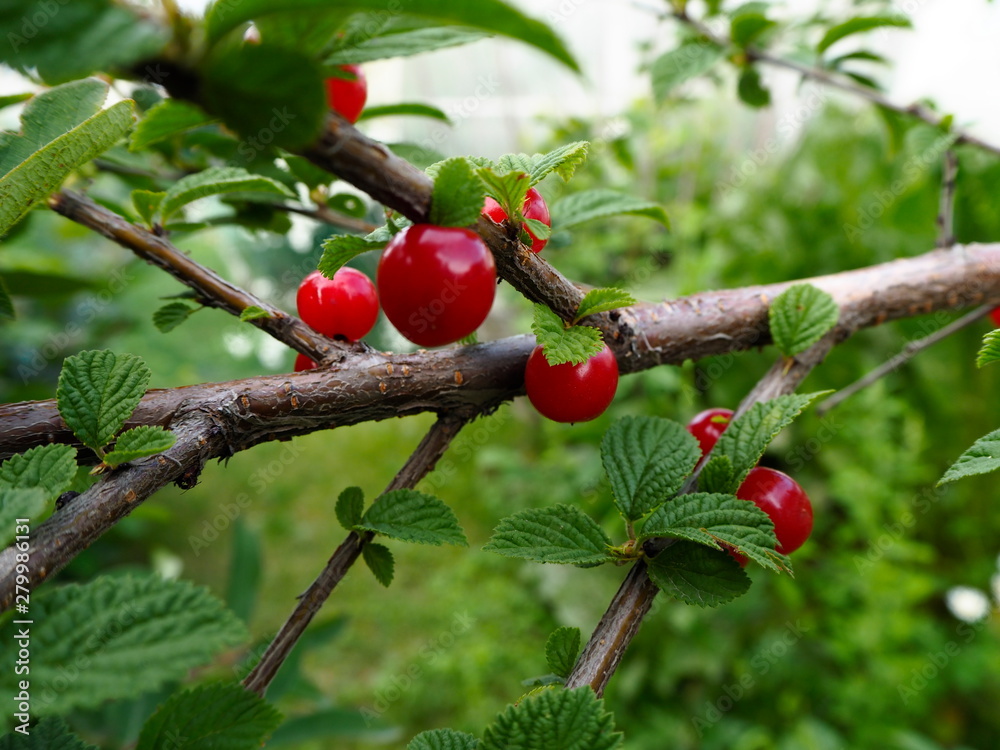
[686,408,734,456]
[377,224,496,347]
[296,268,378,341]
[736,466,813,555]
[482,187,551,253]
[524,343,619,423]
[991,307,1000,327]
[325,64,367,124]
[294,353,318,372]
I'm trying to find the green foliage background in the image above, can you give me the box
[3,59,1000,750]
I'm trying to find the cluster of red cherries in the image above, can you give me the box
[294,66,620,425]
[686,408,814,566]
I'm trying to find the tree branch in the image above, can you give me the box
[242,413,469,696]
[47,191,351,365]
[277,201,379,234]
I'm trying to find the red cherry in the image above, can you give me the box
[294,353,318,372]
[736,467,813,555]
[686,408,734,456]
[524,343,619,423]
[482,187,551,253]
[377,224,496,347]
[325,64,367,124]
[991,307,1000,327]
[296,267,378,341]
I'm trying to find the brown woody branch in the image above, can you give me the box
[277,201,379,234]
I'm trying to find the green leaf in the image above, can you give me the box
[335,486,365,531]
[651,42,725,101]
[136,682,283,750]
[0,276,12,320]
[319,235,386,278]
[0,444,77,499]
[545,627,581,679]
[132,190,165,226]
[0,0,168,85]
[284,155,334,189]
[0,87,134,237]
[647,542,751,607]
[639,492,790,572]
[523,218,551,240]
[240,305,271,322]
[0,488,49,548]
[817,15,912,54]
[977,329,1000,368]
[0,93,33,111]
[938,428,1000,485]
[737,66,771,108]
[712,393,825,491]
[828,49,888,68]
[204,0,580,73]
[160,166,295,223]
[601,416,702,522]
[153,301,197,333]
[359,103,450,123]
[769,283,839,357]
[56,350,151,453]
[552,189,669,231]
[103,426,176,468]
[483,504,614,565]
[430,157,487,228]
[698,454,736,494]
[0,717,98,750]
[362,542,395,587]
[408,729,480,750]
[531,304,604,366]
[527,141,590,184]
[328,17,490,65]
[225,519,261,624]
[730,5,776,47]
[130,99,216,152]
[476,167,531,220]
[481,687,623,750]
[358,489,468,546]
[0,575,248,716]
[575,287,636,322]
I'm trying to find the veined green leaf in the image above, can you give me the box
[408,729,480,750]
[336,486,365,531]
[575,287,636,322]
[481,687,623,750]
[319,235,386,278]
[160,166,295,222]
[358,489,467,546]
[328,17,490,65]
[552,189,668,231]
[648,542,751,607]
[545,627,582,679]
[0,488,49,548]
[0,717,98,750]
[483,504,613,565]
[359,103,450,123]
[430,157,486,228]
[769,283,839,356]
[103,426,176,468]
[817,15,911,54]
[0,444,77,500]
[531,304,603,366]
[130,99,216,152]
[977,329,1000,368]
[152,301,197,333]
[938,428,1000,485]
[362,542,395,587]
[240,306,271,322]
[651,41,724,101]
[131,190,165,226]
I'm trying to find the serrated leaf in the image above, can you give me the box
[531,304,603,366]
[0,575,248,716]
[363,542,395,587]
[698,455,736,494]
[429,157,486,228]
[817,15,911,54]
[769,283,839,357]
[737,66,771,108]
[0,444,77,500]
[130,99,215,152]
[545,627,581,678]
[977,329,1000,368]
[529,141,589,184]
[0,717,98,750]
[601,416,702,522]
[132,190,165,226]
[336,486,365,530]
[56,350,151,453]
[365,216,413,243]
[476,167,531,220]
[552,189,668,231]
[159,166,295,222]
[136,681,282,750]
[483,504,613,565]
[575,288,636,322]
[358,489,467,546]
[408,729,480,750]
[0,276,12,320]
[938,428,1000,485]
[647,542,751,607]
[0,97,134,237]
[103,426,176,468]
[481,687,623,750]
[639,492,790,572]
[712,393,824,491]
[0,488,48,548]
[651,42,725,101]
[328,18,490,65]
[240,305,271,322]
[523,218,551,240]
[153,301,197,333]
[359,103,450,122]
[204,0,580,73]
[319,235,386,278]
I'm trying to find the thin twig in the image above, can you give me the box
[278,202,379,234]
[817,304,994,415]
[48,190,351,364]
[937,150,959,248]
[242,413,470,696]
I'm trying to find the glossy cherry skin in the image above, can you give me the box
[377,224,496,347]
[294,354,318,372]
[991,307,1000,327]
[686,408,734,456]
[483,187,551,253]
[296,268,378,341]
[524,343,619,423]
[325,64,367,124]
[736,466,813,555]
